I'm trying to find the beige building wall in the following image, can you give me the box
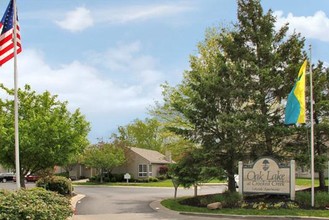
[68,147,172,180]
[0,165,12,173]
[69,164,98,179]
[112,149,150,179]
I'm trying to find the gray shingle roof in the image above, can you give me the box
[129,147,172,164]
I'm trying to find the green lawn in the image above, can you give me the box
[161,198,329,218]
[296,178,328,187]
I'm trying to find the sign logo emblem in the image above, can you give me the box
[262,159,270,171]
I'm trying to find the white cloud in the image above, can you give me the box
[88,41,164,86]
[0,47,163,141]
[95,3,194,24]
[274,10,329,42]
[55,6,94,32]
[48,2,193,32]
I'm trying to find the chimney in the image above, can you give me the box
[165,151,172,163]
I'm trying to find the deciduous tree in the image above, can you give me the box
[113,117,195,161]
[83,142,125,183]
[0,84,90,187]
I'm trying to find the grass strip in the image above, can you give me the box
[161,197,329,218]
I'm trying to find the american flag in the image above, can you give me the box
[0,0,21,66]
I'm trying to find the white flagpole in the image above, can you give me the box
[309,45,314,207]
[13,0,21,189]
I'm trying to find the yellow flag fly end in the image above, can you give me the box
[284,60,307,125]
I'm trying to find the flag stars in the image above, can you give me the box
[0,0,21,66]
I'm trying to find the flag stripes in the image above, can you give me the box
[0,0,22,66]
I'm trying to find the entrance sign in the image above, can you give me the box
[238,157,295,200]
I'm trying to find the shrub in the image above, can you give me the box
[89,173,125,183]
[297,191,329,209]
[110,173,124,182]
[159,166,169,176]
[89,175,100,182]
[157,175,167,180]
[295,192,311,209]
[0,188,73,220]
[103,177,110,182]
[221,191,242,208]
[136,178,148,183]
[36,176,73,195]
[314,192,329,209]
[148,177,159,182]
[54,172,69,178]
[180,194,223,207]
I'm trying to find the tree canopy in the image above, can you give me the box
[113,117,196,161]
[285,61,329,189]
[83,142,125,183]
[154,0,308,192]
[115,118,163,152]
[0,84,90,186]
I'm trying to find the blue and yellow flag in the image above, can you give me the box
[284,60,307,125]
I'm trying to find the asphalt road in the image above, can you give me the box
[73,184,234,220]
[72,185,322,220]
[1,182,320,220]
[0,181,35,190]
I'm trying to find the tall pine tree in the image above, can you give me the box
[155,0,307,192]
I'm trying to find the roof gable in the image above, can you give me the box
[129,147,171,164]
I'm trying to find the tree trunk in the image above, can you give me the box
[100,168,103,183]
[193,184,198,197]
[319,170,326,190]
[174,186,178,199]
[20,174,26,188]
[227,173,236,192]
[172,178,179,199]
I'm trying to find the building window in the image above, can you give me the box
[138,164,152,177]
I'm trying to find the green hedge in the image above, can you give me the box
[296,191,329,209]
[89,173,126,183]
[0,188,73,220]
[36,176,73,195]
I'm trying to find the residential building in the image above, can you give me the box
[69,147,173,180]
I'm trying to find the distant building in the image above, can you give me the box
[69,147,174,180]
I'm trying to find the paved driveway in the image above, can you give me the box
[73,185,233,220]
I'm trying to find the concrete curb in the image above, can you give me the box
[68,194,85,220]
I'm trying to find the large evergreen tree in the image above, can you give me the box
[230,0,306,158]
[312,62,329,189]
[287,62,329,189]
[155,0,306,192]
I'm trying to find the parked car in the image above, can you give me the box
[25,174,39,182]
[226,174,239,188]
[13,174,40,182]
[234,174,239,188]
[0,173,15,183]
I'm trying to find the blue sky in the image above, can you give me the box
[0,0,328,143]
